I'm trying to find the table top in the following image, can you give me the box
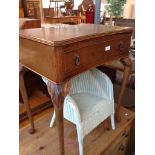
[19,24,133,46]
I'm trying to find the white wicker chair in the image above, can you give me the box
[42,68,115,155]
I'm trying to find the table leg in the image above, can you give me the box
[115,57,132,122]
[47,80,71,155]
[19,66,35,134]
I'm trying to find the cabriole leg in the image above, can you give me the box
[47,80,71,155]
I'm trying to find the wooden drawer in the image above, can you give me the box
[27,2,33,8]
[101,124,131,155]
[63,50,85,74]
[63,33,131,76]
[33,2,39,8]
[68,18,79,24]
[103,138,128,155]
[61,18,78,24]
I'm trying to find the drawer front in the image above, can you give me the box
[63,50,85,74]
[34,2,39,8]
[101,124,131,155]
[62,18,78,24]
[27,2,33,8]
[63,34,131,76]
[69,18,79,24]
[103,139,128,155]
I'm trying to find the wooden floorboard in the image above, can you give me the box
[20,107,134,155]
[19,90,50,114]
[19,90,52,128]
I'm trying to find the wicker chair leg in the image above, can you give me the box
[77,126,84,155]
[49,111,56,127]
[110,114,115,130]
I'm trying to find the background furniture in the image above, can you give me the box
[100,57,135,108]
[19,0,24,18]
[44,15,81,24]
[114,18,135,39]
[20,8,25,18]
[23,0,41,19]
[48,0,66,16]
[19,18,41,30]
[43,68,115,155]
[78,0,95,23]
[80,15,86,23]
[19,24,132,155]
[19,8,25,18]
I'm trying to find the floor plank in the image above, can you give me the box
[20,107,134,155]
[19,90,50,114]
[19,90,52,128]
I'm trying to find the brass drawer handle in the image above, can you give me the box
[119,41,124,52]
[74,55,80,66]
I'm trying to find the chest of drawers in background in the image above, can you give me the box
[26,0,40,19]
[85,107,135,155]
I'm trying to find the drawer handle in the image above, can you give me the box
[122,131,129,137]
[74,55,80,66]
[119,41,124,52]
[118,144,125,151]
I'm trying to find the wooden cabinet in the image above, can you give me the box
[102,124,132,155]
[85,107,135,155]
[26,0,40,19]
[19,0,22,8]
[19,18,41,29]
[19,0,24,18]
[19,8,24,18]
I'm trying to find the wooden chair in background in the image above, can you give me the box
[80,15,86,23]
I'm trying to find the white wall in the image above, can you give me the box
[101,0,135,19]
[43,1,64,8]
[74,0,82,9]
[123,0,135,18]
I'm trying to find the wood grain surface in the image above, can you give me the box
[20,106,134,155]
